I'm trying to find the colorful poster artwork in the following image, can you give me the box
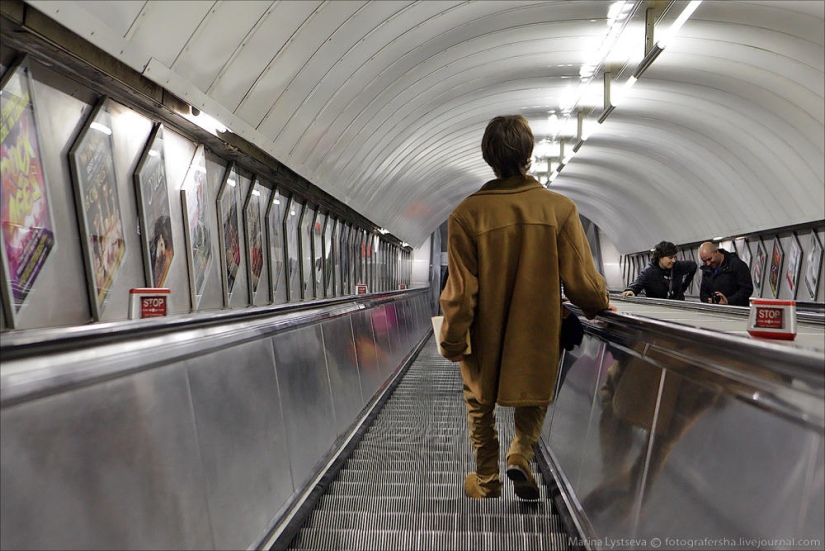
[804,233,822,300]
[135,126,173,288]
[219,168,241,298]
[70,104,126,314]
[181,145,212,307]
[0,60,55,315]
[246,189,264,294]
[753,240,766,291]
[768,237,783,299]
[785,235,802,298]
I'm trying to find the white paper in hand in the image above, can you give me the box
[431,316,472,356]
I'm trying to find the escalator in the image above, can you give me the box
[285,338,573,551]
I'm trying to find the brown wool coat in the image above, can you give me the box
[439,175,609,406]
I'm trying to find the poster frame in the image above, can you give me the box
[804,231,822,300]
[752,238,767,295]
[133,123,173,288]
[264,186,285,305]
[68,95,127,321]
[737,238,751,269]
[179,144,213,312]
[0,54,58,328]
[767,236,784,299]
[785,232,802,300]
[215,161,240,307]
[243,177,266,304]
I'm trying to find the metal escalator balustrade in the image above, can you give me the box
[287,339,571,551]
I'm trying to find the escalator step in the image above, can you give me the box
[290,528,568,551]
[285,337,570,551]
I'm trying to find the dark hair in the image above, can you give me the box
[652,241,678,263]
[481,115,534,178]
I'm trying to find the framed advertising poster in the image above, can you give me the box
[244,179,266,302]
[0,55,57,327]
[68,97,127,321]
[180,144,213,311]
[752,239,767,294]
[737,238,751,269]
[216,162,240,306]
[785,233,802,299]
[134,124,173,288]
[805,232,822,300]
[719,240,734,255]
[767,236,783,299]
[266,187,286,304]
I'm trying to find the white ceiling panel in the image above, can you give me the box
[122,1,215,69]
[23,0,825,252]
[170,1,274,92]
[208,1,322,111]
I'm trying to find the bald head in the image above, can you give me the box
[699,242,722,268]
[698,242,717,256]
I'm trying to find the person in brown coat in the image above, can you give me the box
[439,114,612,500]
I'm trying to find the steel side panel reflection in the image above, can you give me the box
[0,365,213,550]
[545,335,607,497]
[576,346,664,539]
[637,371,824,543]
[802,436,825,540]
[352,309,387,398]
[185,339,292,549]
[385,302,404,359]
[271,325,337,489]
[320,316,366,436]
[398,299,414,350]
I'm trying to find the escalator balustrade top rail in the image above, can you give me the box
[0,289,426,361]
[0,289,427,408]
[609,292,825,324]
[569,306,825,431]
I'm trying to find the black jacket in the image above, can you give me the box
[625,259,697,300]
[699,249,754,306]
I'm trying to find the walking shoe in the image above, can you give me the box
[464,472,501,499]
[506,454,540,500]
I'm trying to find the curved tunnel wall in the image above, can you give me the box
[16,1,822,252]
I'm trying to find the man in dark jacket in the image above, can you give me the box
[621,241,697,300]
[698,242,754,305]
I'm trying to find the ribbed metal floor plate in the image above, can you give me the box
[287,337,570,550]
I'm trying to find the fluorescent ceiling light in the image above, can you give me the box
[657,0,702,49]
[90,121,112,135]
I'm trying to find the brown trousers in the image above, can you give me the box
[463,384,548,488]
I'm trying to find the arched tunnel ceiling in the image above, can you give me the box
[26,0,824,252]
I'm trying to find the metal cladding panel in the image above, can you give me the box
[320,316,366,436]
[0,364,213,550]
[802,437,825,540]
[396,298,416,352]
[544,335,609,499]
[351,308,386,399]
[574,354,668,540]
[185,338,293,550]
[382,302,405,370]
[271,325,337,490]
[636,371,823,543]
